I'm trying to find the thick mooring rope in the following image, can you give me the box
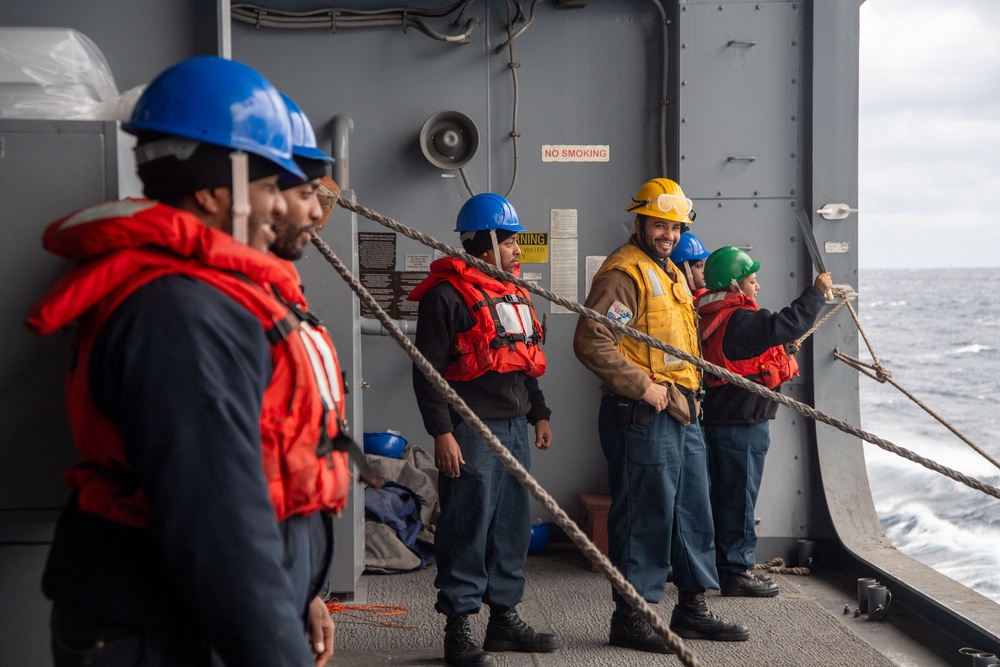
[753,558,810,576]
[335,196,1000,503]
[310,234,705,667]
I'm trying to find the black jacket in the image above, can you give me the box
[701,286,826,426]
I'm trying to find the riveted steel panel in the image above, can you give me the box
[676,1,802,200]
[691,196,805,314]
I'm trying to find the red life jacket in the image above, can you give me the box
[408,257,546,381]
[695,290,798,390]
[24,199,351,527]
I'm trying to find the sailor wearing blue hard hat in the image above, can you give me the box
[409,193,558,666]
[454,192,525,269]
[124,55,304,250]
[670,231,712,298]
[271,92,338,261]
[27,56,353,667]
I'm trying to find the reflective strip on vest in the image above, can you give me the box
[60,200,157,229]
[299,322,343,411]
[496,302,535,339]
[646,268,665,297]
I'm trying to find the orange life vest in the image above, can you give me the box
[696,290,798,390]
[408,256,546,381]
[24,199,351,527]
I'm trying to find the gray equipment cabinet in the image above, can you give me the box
[0,119,129,667]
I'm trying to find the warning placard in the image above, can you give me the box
[519,231,548,264]
[395,272,427,321]
[358,232,396,270]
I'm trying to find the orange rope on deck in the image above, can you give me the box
[325,599,418,629]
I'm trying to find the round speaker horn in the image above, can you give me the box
[419,110,479,170]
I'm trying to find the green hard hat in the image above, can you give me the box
[703,246,762,290]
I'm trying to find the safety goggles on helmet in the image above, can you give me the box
[628,193,697,221]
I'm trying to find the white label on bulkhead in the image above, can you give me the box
[542,145,610,162]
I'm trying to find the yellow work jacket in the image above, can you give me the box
[593,243,701,391]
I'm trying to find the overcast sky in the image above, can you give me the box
[859,0,1000,268]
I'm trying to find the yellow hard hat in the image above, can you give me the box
[625,177,696,223]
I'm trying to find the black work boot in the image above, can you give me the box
[720,569,780,597]
[609,607,674,654]
[444,614,494,667]
[483,607,558,653]
[669,591,750,641]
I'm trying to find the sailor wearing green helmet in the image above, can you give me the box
[696,246,831,598]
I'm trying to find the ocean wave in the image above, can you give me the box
[949,344,996,355]
[862,426,1000,481]
[860,269,1000,604]
[879,503,994,553]
[865,299,909,309]
[878,503,1000,604]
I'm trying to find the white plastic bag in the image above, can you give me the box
[0,27,126,120]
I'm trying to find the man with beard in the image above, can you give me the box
[271,94,339,261]
[25,57,350,667]
[573,178,749,654]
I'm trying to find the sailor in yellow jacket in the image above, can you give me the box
[573,178,750,653]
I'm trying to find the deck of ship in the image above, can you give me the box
[327,547,969,666]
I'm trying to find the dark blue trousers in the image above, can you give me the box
[434,417,531,617]
[51,605,211,667]
[705,421,770,573]
[598,395,718,608]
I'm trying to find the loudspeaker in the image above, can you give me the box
[419,110,479,169]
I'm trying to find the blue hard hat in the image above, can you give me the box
[124,56,304,181]
[280,93,333,163]
[455,193,525,233]
[363,431,407,459]
[671,232,711,265]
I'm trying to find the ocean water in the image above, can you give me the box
[858,268,1000,604]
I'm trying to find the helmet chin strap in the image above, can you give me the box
[230,151,250,245]
[489,229,503,270]
[683,262,696,292]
